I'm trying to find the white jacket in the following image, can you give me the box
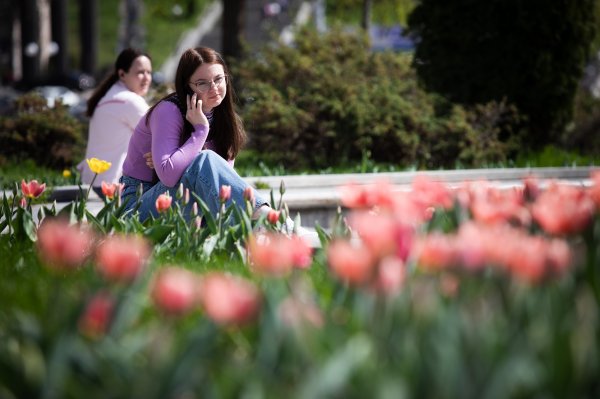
[78,81,149,186]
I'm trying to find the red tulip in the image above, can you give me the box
[78,292,114,338]
[267,210,280,224]
[21,179,46,199]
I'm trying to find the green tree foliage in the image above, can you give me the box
[406,0,597,148]
[0,93,85,169]
[235,27,523,170]
[326,0,416,27]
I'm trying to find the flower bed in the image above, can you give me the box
[1,170,600,398]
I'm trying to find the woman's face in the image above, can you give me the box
[119,55,152,96]
[188,62,226,113]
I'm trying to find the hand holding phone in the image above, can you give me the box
[186,93,209,127]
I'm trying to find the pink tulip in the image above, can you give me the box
[327,240,375,285]
[219,184,231,202]
[339,180,397,210]
[504,236,547,283]
[248,233,294,276]
[21,179,46,199]
[348,211,398,258]
[199,272,261,325]
[151,267,200,315]
[243,186,255,205]
[267,210,280,225]
[372,256,406,296]
[101,181,123,200]
[96,234,150,283]
[78,292,114,338]
[155,192,172,213]
[531,183,594,235]
[37,219,94,270]
[469,184,530,226]
[413,233,457,271]
[410,175,453,210]
[289,235,313,269]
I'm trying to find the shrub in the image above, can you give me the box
[235,27,522,170]
[0,93,85,169]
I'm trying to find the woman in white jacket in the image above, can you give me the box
[78,48,152,196]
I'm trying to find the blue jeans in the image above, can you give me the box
[120,150,267,222]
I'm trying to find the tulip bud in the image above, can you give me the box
[279,180,286,195]
[155,192,172,213]
[243,187,255,205]
[219,185,231,202]
[176,183,184,200]
[184,188,190,205]
[267,210,280,225]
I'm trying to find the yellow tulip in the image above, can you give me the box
[62,169,72,178]
[86,158,112,175]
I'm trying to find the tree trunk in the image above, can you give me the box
[20,0,40,86]
[119,0,144,51]
[222,0,245,61]
[50,0,68,80]
[361,0,372,31]
[80,0,97,75]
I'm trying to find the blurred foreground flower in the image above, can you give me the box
[248,233,314,274]
[96,234,151,283]
[531,183,595,235]
[199,272,261,326]
[78,292,115,339]
[327,240,374,285]
[37,219,94,270]
[151,266,201,316]
[21,179,46,199]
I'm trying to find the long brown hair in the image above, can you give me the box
[86,48,150,117]
[145,47,246,160]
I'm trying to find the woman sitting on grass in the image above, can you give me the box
[119,46,280,226]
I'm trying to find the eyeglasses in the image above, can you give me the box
[189,75,227,93]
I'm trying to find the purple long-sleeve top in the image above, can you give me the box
[122,100,234,187]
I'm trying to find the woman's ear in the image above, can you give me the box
[117,69,125,79]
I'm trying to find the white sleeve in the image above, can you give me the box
[123,93,150,131]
